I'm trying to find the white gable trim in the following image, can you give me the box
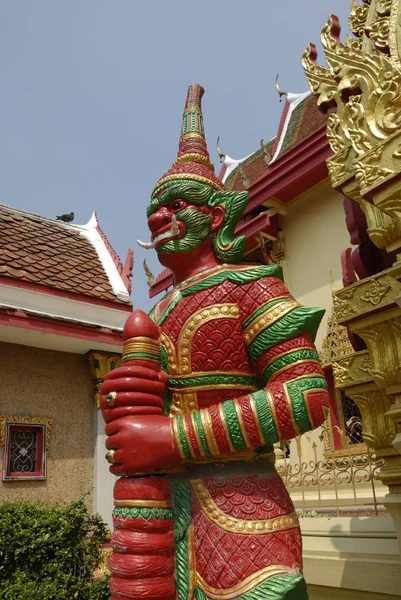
[79,212,131,303]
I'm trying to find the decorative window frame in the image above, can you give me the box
[0,416,53,481]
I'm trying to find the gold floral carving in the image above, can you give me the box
[303,0,401,500]
[334,274,400,324]
[326,146,354,187]
[191,480,299,535]
[86,351,122,409]
[366,16,390,52]
[332,350,372,388]
[377,0,393,15]
[302,4,401,255]
[333,287,357,321]
[359,197,401,249]
[349,390,395,449]
[349,1,370,38]
[0,415,53,449]
[360,277,391,305]
[354,317,401,388]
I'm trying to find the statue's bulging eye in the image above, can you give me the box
[172,201,183,211]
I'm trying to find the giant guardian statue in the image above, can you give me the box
[101,84,330,600]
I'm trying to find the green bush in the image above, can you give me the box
[0,498,110,600]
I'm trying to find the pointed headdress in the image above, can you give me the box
[149,84,249,264]
[152,84,225,198]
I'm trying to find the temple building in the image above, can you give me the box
[0,205,132,524]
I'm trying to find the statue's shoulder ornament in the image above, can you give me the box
[149,264,284,325]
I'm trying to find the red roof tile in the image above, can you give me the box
[225,94,328,193]
[0,205,130,304]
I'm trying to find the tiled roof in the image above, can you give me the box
[225,140,275,191]
[276,93,328,158]
[224,94,328,193]
[0,205,131,304]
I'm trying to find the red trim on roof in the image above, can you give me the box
[150,271,173,298]
[0,308,124,346]
[122,248,134,295]
[0,275,132,312]
[218,163,227,181]
[270,98,290,158]
[245,126,331,214]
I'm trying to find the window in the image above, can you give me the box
[1,417,52,481]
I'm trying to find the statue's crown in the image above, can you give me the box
[152,84,224,197]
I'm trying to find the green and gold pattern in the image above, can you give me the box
[252,389,280,445]
[262,349,320,382]
[193,412,212,456]
[247,306,325,362]
[194,573,308,600]
[151,265,283,326]
[172,480,194,600]
[222,399,247,450]
[168,373,260,390]
[113,506,173,520]
[242,296,293,330]
[284,376,328,434]
[122,351,161,362]
[176,415,193,459]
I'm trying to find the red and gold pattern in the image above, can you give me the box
[152,266,327,597]
[192,476,302,590]
[101,85,327,600]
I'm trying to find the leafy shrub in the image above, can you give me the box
[0,498,110,600]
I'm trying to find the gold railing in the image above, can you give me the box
[276,427,385,517]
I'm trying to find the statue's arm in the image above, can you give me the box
[171,277,330,460]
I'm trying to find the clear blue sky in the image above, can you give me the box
[0,1,351,312]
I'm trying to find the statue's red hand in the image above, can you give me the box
[100,365,168,423]
[105,415,181,475]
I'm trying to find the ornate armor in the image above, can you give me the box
[101,84,329,600]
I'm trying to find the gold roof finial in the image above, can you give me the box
[143,259,155,287]
[216,136,226,163]
[275,74,288,102]
[260,139,272,166]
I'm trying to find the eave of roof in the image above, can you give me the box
[245,125,331,214]
[0,205,133,306]
[0,306,124,354]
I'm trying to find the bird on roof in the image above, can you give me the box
[56,212,74,223]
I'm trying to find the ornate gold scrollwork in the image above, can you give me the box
[303,1,401,499]
[86,351,122,409]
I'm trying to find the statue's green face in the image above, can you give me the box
[147,180,249,264]
[156,205,212,255]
